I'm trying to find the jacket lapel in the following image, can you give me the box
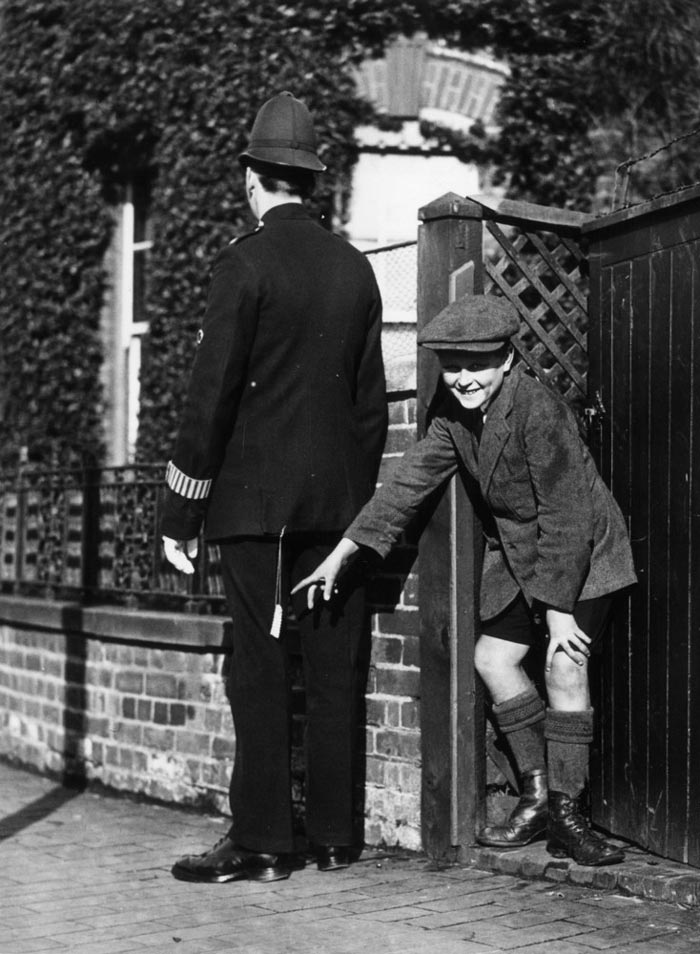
[452,416,479,475]
[478,369,518,496]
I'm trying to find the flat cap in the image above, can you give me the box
[418,294,519,352]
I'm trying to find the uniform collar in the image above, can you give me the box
[260,202,311,224]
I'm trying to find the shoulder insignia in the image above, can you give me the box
[229,223,263,246]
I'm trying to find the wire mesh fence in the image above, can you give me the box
[365,240,418,391]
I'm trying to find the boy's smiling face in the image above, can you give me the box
[437,346,514,414]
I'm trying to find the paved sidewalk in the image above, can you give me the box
[2,761,700,954]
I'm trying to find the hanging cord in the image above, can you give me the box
[270,525,286,638]
[612,124,700,211]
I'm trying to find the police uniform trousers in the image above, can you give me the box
[218,532,367,854]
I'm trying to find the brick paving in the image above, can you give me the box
[2,761,700,954]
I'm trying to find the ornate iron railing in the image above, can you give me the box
[0,462,227,612]
[0,406,416,615]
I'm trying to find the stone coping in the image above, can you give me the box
[463,841,700,908]
[0,594,231,650]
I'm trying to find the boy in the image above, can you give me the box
[293,293,636,866]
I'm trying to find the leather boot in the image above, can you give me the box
[477,768,548,847]
[547,791,625,866]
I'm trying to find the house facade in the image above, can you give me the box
[99,35,506,465]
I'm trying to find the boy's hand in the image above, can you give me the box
[545,608,591,671]
[292,538,360,610]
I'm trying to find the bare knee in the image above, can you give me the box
[545,652,590,708]
[474,637,497,681]
[475,635,532,703]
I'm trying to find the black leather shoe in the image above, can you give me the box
[315,845,351,872]
[547,791,625,866]
[477,768,548,848]
[171,835,304,883]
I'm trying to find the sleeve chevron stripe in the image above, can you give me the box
[165,460,212,500]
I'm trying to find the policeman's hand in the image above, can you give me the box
[162,536,198,575]
[291,538,360,610]
[545,608,591,671]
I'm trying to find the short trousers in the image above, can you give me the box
[480,592,614,652]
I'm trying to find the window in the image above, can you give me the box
[103,180,152,464]
[122,181,152,461]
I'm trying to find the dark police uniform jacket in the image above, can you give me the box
[161,203,388,541]
[346,365,637,619]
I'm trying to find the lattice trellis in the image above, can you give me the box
[484,220,589,414]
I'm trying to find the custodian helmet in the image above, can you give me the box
[238,91,327,172]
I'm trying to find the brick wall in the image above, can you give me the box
[0,608,234,804]
[364,393,421,847]
[0,391,423,851]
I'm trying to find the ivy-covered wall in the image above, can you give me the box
[0,0,424,469]
[3,1,695,468]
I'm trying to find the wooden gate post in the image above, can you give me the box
[416,193,486,860]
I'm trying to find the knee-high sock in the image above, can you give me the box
[545,708,594,797]
[492,687,546,777]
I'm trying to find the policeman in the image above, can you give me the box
[294,293,637,867]
[162,92,388,883]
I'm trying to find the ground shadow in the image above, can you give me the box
[0,768,84,842]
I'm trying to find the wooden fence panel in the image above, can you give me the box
[585,187,700,865]
[667,243,695,856]
[689,261,700,865]
[626,254,652,845]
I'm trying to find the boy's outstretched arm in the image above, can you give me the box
[292,537,360,610]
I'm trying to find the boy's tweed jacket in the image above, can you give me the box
[347,364,636,619]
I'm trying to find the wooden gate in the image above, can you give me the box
[585,185,700,866]
[416,193,592,860]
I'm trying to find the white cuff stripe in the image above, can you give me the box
[165,461,212,500]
